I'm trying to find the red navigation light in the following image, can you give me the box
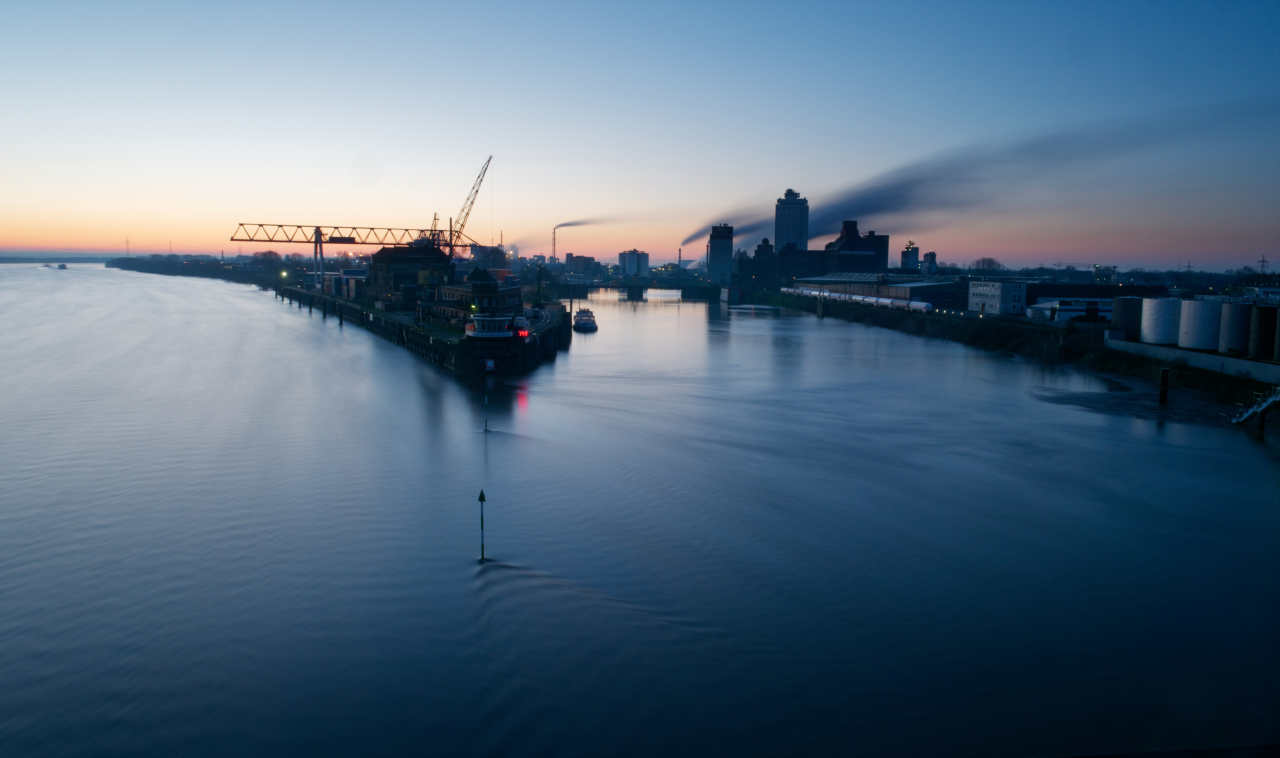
[518,330,529,337]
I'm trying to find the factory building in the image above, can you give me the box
[322,268,367,300]
[750,238,779,290]
[793,273,963,308]
[774,189,809,252]
[618,249,650,277]
[767,220,888,283]
[822,221,889,273]
[922,251,938,274]
[1026,299,1114,322]
[708,224,734,287]
[563,254,597,276]
[968,280,1027,315]
[431,267,523,323]
[776,244,825,281]
[366,242,455,310]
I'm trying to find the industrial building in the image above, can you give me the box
[708,225,734,287]
[774,189,809,251]
[1026,299,1113,322]
[1101,295,1280,385]
[1232,273,1280,299]
[618,249,650,277]
[968,281,1027,315]
[793,273,963,308]
[563,254,598,276]
[822,221,890,273]
[431,268,523,323]
[366,241,455,310]
[323,269,367,300]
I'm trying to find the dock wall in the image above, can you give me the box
[1105,338,1280,384]
[277,286,568,375]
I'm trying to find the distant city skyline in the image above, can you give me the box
[2,1,1277,270]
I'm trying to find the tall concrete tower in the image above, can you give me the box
[774,189,809,252]
[901,240,920,271]
[708,225,734,287]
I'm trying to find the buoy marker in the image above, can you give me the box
[478,490,487,562]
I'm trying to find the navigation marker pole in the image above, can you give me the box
[478,490,486,562]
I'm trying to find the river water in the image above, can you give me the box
[1,264,1276,757]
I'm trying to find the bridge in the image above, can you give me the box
[559,280,721,300]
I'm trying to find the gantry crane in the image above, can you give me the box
[230,156,493,289]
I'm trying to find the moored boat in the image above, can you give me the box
[572,309,598,332]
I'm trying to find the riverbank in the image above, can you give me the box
[750,292,1274,413]
[107,256,286,287]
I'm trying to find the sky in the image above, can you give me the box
[1,0,1277,270]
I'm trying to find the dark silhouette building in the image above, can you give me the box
[824,221,889,273]
[708,224,734,286]
[770,220,890,284]
[432,267,523,323]
[778,242,826,282]
[735,237,781,290]
[367,240,455,308]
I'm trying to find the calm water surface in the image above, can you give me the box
[1,264,1277,757]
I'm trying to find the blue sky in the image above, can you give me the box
[2,0,1277,268]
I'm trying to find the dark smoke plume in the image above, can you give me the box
[508,217,617,251]
[554,217,613,230]
[681,99,1280,246]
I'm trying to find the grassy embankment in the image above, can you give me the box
[749,292,1272,406]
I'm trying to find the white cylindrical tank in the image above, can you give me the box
[1219,303,1251,354]
[1178,300,1222,350]
[1140,299,1181,345]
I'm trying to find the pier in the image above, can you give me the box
[276,285,571,375]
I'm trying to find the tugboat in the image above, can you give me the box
[572,308,598,333]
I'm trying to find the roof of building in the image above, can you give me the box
[890,280,960,289]
[795,273,924,283]
[795,274,957,285]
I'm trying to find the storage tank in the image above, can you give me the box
[1249,306,1277,360]
[1111,297,1143,342]
[1178,300,1222,350]
[1140,299,1181,345]
[1218,303,1251,354]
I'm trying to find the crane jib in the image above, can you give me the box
[227,156,492,251]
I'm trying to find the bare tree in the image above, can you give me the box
[971,257,1005,271]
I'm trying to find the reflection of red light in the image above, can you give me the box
[518,330,529,337]
[517,391,528,412]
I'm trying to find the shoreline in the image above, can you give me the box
[751,292,1272,427]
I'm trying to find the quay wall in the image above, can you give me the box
[758,291,1274,405]
[277,286,569,375]
[1105,339,1280,384]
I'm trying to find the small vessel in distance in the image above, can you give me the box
[57,264,67,269]
[572,309,598,332]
